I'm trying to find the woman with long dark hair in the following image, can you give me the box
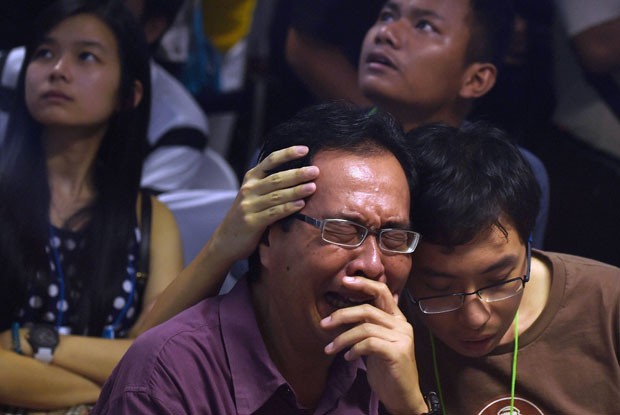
[0,0,183,409]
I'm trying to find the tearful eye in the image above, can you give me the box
[380,231,408,249]
[324,222,362,244]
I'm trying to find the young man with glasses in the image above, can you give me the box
[399,122,620,413]
[93,102,436,414]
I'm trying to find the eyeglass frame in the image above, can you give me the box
[406,239,532,314]
[293,213,421,254]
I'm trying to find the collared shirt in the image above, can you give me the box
[92,278,379,414]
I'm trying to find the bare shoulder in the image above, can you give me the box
[150,196,177,227]
[134,194,184,314]
[135,193,177,230]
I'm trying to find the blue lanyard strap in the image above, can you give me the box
[102,259,136,339]
[48,225,66,330]
[48,224,137,339]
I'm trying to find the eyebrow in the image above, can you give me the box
[414,266,458,280]
[479,254,520,276]
[381,1,446,28]
[410,8,445,21]
[40,36,110,53]
[383,1,400,13]
[76,40,108,50]
[383,220,412,229]
[334,214,410,230]
[415,254,520,280]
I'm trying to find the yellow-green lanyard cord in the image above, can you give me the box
[430,310,520,415]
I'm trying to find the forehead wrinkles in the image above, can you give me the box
[309,152,410,224]
[314,151,405,191]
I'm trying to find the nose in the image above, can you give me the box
[457,295,491,330]
[49,55,71,82]
[346,234,386,282]
[374,19,402,48]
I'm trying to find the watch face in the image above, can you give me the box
[30,325,59,347]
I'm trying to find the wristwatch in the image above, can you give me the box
[27,323,59,364]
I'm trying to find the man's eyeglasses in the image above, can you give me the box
[406,240,532,314]
[293,213,421,254]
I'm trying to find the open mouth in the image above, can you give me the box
[325,292,373,310]
[365,51,396,69]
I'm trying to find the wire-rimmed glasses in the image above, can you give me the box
[293,213,421,254]
[406,240,532,314]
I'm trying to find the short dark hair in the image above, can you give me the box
[465,0,515,68]
[248,101,416,276]
[406,122,540,248]
[259,102,414,186]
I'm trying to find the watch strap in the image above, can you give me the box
[33,347,54,364]
[27,324,59,364]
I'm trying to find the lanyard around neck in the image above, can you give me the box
[48,225,136,338]
[48,225,66,331]
[430,310,520,415]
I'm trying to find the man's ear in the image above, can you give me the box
[258,228,272,269]
[459,62,497,99]
[132,80,144,108]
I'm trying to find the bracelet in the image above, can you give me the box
[11,322,23,355]
[422,391,441,415]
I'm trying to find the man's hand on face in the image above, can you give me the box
[320,276,429,415]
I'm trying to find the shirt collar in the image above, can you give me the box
[220,278,371,414]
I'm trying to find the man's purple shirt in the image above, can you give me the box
[92,278,380,414]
